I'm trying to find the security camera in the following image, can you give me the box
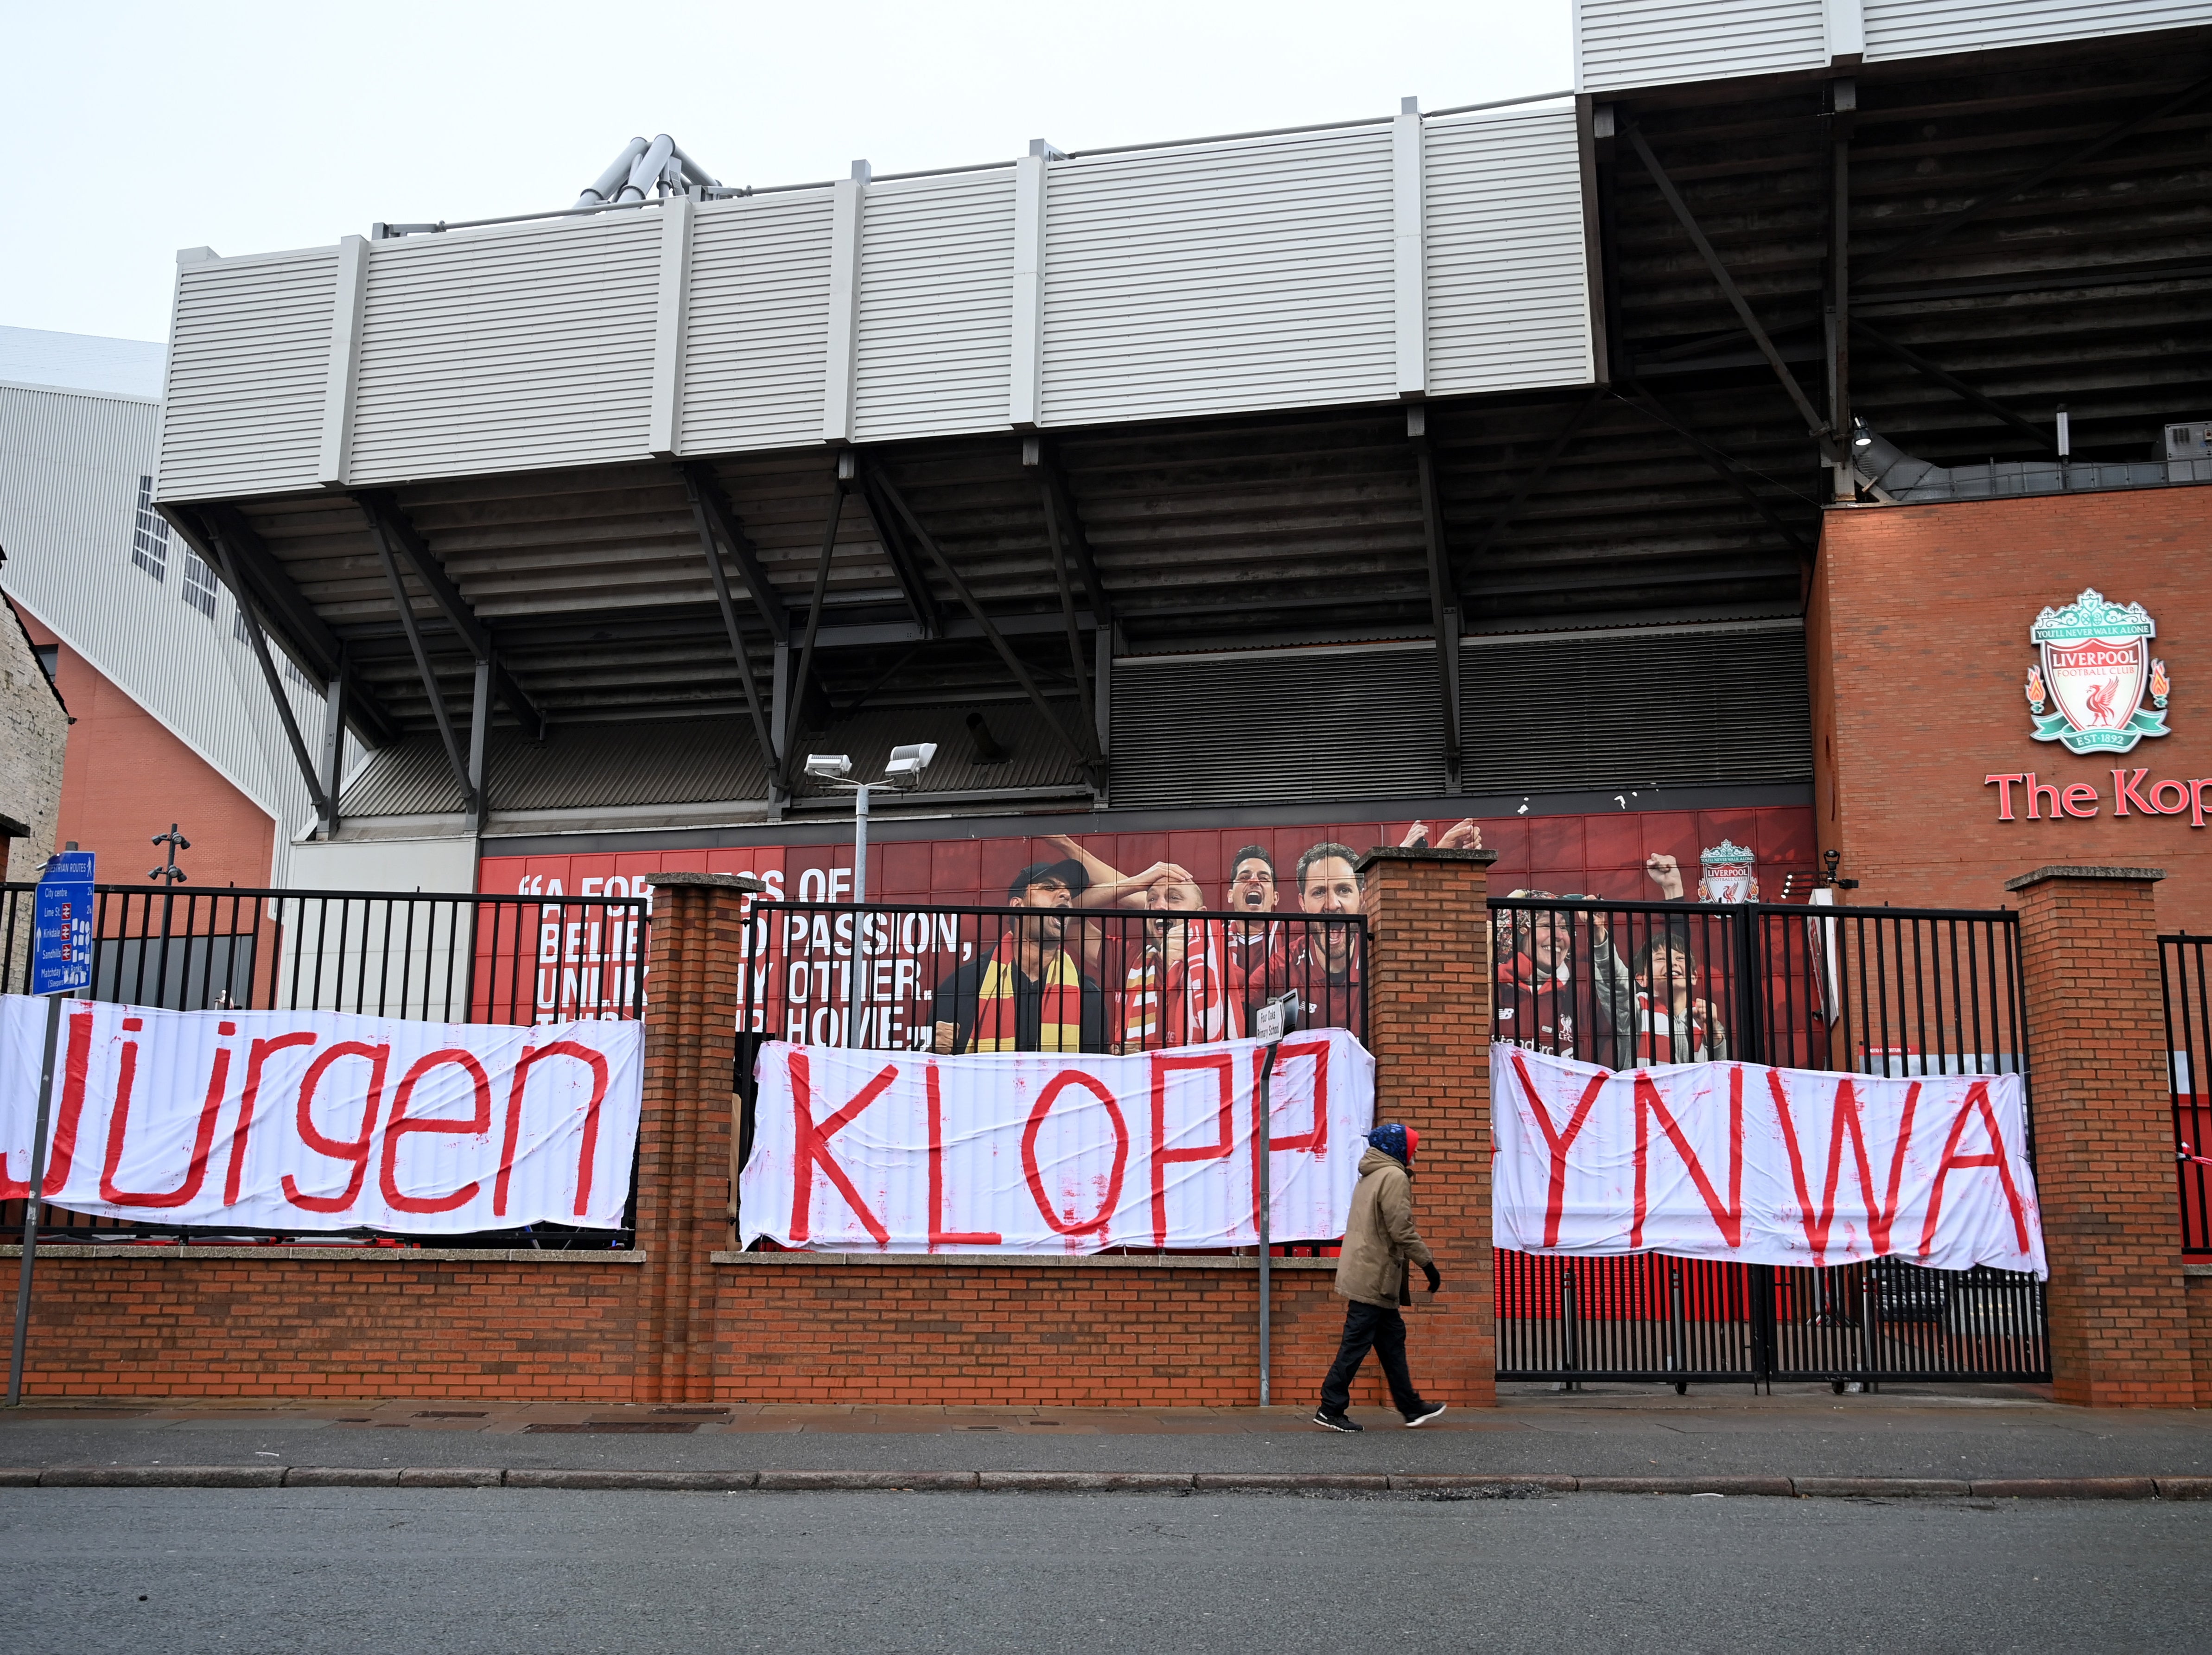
[805,753,853,780]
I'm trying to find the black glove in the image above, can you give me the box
[1421,1262,1442,1295]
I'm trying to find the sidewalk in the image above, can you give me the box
[5,1384,2209,1482]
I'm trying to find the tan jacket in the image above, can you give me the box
[1334,1146,1435,1308]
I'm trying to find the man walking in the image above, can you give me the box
[1314,1122,1446,1431]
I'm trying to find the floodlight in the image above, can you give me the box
[805,753,853,780]
[883,742,938,785]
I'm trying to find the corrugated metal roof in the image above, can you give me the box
[0,327,165,400]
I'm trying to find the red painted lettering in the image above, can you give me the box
[1918,1081,2033,1260]
[1248,1037,1331,1234]
[492,1041,611,1218]
[1149,1051,1235,1247]
[2152,777,2191,814]
[100,1020,235,1208]
[1510,1049,1606,1249]
[225,1031,318,1205]
[2024,774,2061,820]
[2192,779,2212,828]
[1768,1070,1919,1267]
[1024,1069,1130,1239]
[0,1006,92,1200]
[1985,774,2025,821]
[2113,768,2156,816]
[379,1049,493,1215]
[788,1051,892,1244]
[926,1062,1000,1248]
[1631,1067,1745,1249]
[280,1041,392,1213]
[2062,783,2099,818]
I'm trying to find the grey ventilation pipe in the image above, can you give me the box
[575,135,722,211]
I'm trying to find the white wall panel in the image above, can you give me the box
[1862,0,2212,61]
[347,215,661,486]
[1424,106,1594,397]
[156,251,336,503]
[1575,0,1828,93]
[680,194,834,455]
[851,171,1017,443]
[1039,127,1398,429]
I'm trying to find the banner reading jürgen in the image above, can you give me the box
[1493,1044,2047,1277]
[0,997,642,1232]
[740,1030,1374,1254]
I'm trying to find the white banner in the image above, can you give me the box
[740,1030,1374,1254]
[1492,1044,2047,1278]
[0,997,643,1232]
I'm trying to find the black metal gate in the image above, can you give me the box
[2157,933,2212,1258]
[1490,895,2048,1388]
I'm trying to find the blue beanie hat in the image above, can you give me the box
[1366,1122,1410,1164]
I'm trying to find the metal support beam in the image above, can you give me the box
[1030,441,1112,625]
[1850,321,2059,454]
[1615,383,1812,558]
[1027,441,1100,775]
[161,502,401,749]
[680,469,781,784]
[366,507,476,811]
[779,467,846,790]
[196,512,331,823]
[467,656,492,835]
[1457,388,1602,580]
[853,470,945,638]
[680,462,789,645]
[870,471,1106,786]
[1624,119,1835,453]
[1825,79,1855,503]
[356,492,546,741]
[1406,406,1462,792]
[317,648,347,838]
[1858,72,2212,279]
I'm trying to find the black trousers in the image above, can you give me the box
[1319,1301,1424,1417]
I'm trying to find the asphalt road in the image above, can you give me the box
[4,1488,2209,1655]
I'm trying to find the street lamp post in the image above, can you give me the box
[804,745,937,1045]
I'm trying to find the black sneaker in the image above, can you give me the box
[1402,1401,1448,1427]
[1312,1408,1362,1432]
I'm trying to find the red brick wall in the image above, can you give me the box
[2010,867,2194,1406]
[9,1251,645,1400]
[1813,490,2212,928]
[14,609,277,889]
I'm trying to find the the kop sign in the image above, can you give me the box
[1985,588,2200,823]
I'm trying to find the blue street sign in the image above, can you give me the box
[31,852,94,997]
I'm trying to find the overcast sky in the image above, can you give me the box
[0,0,1571,344]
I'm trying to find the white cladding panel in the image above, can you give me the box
[1575,0,1826,93]
[680,193,834,455]
[156,251,336,503]
[1423,106,1593,397]
[1862,0,2212,61]
[851,171,1016,443]
[1039,127,1398,428]
[0,383,337,883]
[347,215,661,486]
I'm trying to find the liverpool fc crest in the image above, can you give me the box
[2025,588,2170,756]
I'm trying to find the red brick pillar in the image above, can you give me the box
[1356,845,1497,1407]
[637,871,761,1403]
[2006,864,2192,1406]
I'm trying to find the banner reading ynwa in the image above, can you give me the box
[1492,1044,2046,1277]
[0,998,642,1232]
[740,1030,1374,1254]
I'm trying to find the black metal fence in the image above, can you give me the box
[733,900,1365,1190]
[1490,894,2047,1389]
[2,881,649,1248]
[2157,934,2212,1255]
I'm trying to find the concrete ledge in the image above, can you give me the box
[2004,865,2165,891]
[1355,846,1498,871]
[9,1468,2202,1500]
[711,1250,1335,1270]
[647,871,764,891]
[1792,1477,1970,1499]
[756,1470,979,1490]
[1579,1475,1795,1497]
[505,1469,758,1491]
[0,1246,646,1264]
[1969,1477,2155,1500]
[2183,1262,2212,1278]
